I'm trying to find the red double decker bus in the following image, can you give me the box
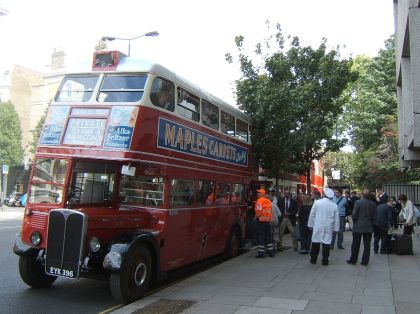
[13,50,257,304]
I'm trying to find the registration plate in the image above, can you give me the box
[46,266,76,278]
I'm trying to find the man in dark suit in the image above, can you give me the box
[373,200,393,254]
[347,189,377,266]
[277,188,298,251]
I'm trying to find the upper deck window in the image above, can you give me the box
[177,87,200,122]
[55,75,99,102]
[221,110,235,137]
[202,100,219,131]
[236,119,249,142]
[150,77,175,111]
[98,75,147,102]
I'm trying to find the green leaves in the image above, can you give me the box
[0,101,24,166]
[227,24,354,189]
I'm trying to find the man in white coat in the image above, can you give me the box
[307,187,340,266]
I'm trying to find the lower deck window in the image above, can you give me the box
[171,179,194,207]
[120,176,164,207]
[68,161,115,204]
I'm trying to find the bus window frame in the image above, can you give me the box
[119,174,165,207]
[55,74,100,103]
[170,178,195,208]
[97,74,147,103]
[202,99,220,131]
[150,77,175,112]
[176,86,200,122]
[221,110,235,137]
[235,118,249,142]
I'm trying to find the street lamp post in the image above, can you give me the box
[101,31,159,56]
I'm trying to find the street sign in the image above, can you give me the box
[332,170,341,180]
[2,165,9,175]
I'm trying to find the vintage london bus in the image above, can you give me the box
[13,50,256,304]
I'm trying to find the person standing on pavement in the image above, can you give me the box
[307,188,339,266]
[267,194,281,253]
[277,189,298,252]
[330,188,347,250]
[298,194,313,254]
[373,200,393,254]
[390,196,401,230]
[398,194,416,235]
[254,188,274,258]
[347,189,376,266]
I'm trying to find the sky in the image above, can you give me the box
[0,0,395,105]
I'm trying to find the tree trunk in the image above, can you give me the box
[306,165,312,194]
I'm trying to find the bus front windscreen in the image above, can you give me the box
[30,158,69,204]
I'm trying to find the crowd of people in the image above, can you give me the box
[249,186,418,266]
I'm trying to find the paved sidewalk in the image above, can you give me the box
[112,230,420,314]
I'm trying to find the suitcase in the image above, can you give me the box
[386,234,396,254]
[393,234,413,255]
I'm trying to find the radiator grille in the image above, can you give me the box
[45,209,87,279]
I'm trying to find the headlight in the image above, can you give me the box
[89,237,101,253]
[30,231,41,246]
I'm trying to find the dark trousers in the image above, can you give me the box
[331,216,346,248]
[392,212,399,229]
[373,226,388,253]
[299,225,312,252]
[256,220,273,256]
[349,232,372,265]
[310,242,330,264]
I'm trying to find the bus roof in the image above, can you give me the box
[68,52,249,123]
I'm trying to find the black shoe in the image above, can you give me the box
[310,260,316,264]
[269,253,275,257]
[374,251,378,254]
[322,261,329,266]
[338,246,345,249]
[361,262,368,266]
[346,260,356,265]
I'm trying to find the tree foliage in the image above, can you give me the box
[323,150,358,188]
[226,22,355,190]
[0,101,24,166]
[340,36,420,190]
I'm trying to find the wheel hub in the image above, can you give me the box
[134,262,147,287]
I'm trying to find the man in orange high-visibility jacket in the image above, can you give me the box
[255,188,274,257]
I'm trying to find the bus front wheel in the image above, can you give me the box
[19,254,57,288]
[109,244,152,304]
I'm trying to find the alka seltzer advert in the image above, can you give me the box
[39,106,70,145]
[157,118,248,166]
[103,106,138,149]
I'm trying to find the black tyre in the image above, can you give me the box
[109,244,152,304]
[19,254,57,288]
[226,226,241,258]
